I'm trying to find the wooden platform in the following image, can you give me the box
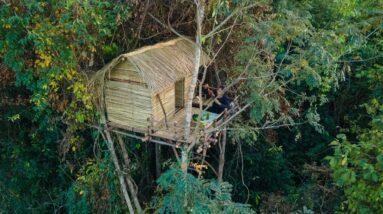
[153,107,222,141]
[192,97,214,108]
[108,107,224,144]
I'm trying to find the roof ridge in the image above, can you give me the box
[121,38,190,58]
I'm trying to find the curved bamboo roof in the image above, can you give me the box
[97,38,209,94]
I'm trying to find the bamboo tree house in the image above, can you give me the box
[93,38,222,144]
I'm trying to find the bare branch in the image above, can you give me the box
[205,3,260,38]
[137,0,151,39]
[148,13,191,42]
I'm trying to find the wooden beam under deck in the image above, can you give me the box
[107,107,226,146]
[110,128,178,147]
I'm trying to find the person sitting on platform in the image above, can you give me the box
[208,85,232,114]
[202,83,215,99]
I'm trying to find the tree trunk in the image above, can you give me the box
[104,130,135,214]
[183,0,205,141]
[181,148,189,173]
[116,135,143,213]
[217,124,227,182]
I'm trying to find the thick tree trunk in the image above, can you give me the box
[180,148,189,172]
[217,124,227,182]
[116,135,143,213]
[183,0,205,142]
[104,130,135,214]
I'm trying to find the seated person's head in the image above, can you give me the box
[217,85,225,98]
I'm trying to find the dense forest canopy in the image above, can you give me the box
[1,0,382,213]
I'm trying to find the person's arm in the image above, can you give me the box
[207,88,215,97]
[214,98,222,106]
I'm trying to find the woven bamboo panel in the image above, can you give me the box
[105,80,152,129]
[91,38,211,134]
[152,84,175,125]
[108,60,145,83]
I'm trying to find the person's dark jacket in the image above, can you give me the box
[208,94,232,114]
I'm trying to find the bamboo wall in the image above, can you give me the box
[152,84,175,126]
[108,60,144,83]
[104,61,194,130]
[105,80,152,130]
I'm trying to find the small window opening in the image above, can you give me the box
[175,78,185,111]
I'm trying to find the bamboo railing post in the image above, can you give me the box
[155,143,161,178]
[146,117,153,142]
[173,121,178,140]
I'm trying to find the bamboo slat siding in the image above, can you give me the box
[91,38,210,137]
[105,81,151,129]
[152,85,175,125]
[108,61,145,83]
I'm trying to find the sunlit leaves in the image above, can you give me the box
[327,132,383,212]
[34,50,52,68]
[66,157,129,213]
[327,102,383,213]
[0,2,131,211]
[0,0,131,153]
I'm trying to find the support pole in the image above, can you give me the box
[217,113,227,182]
[155,143,161,178]
[116,135,143,213]
[104,129,135,214]
[172,146,180,162]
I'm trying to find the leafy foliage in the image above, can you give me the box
[66,156,129,213]
[221,0,383,212]
[327,122,383,213]
[1,0,383,213]
[151,166,254,214]
[0,0,130,150]
[326,28,383,213]
[0,0,131,212]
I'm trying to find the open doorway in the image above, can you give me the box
[175,78,185,111]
